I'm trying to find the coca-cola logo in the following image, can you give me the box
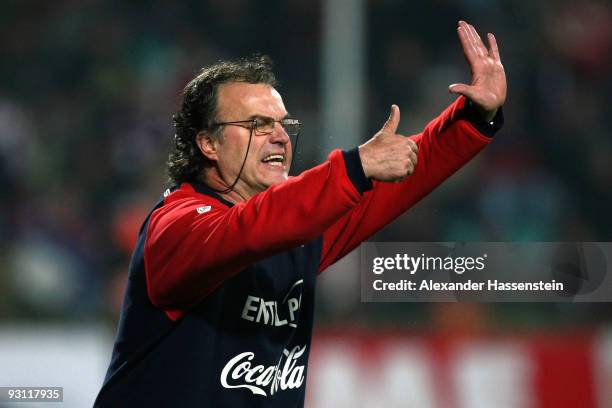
[220,345,306,396]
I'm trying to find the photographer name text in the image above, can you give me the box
[371,254,563,292]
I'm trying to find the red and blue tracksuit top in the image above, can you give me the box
[95,97,501,407]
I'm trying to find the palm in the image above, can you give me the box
[449,21,507,121]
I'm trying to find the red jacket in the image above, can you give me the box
[96,96,501,407]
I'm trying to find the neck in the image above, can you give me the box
[201,168,250,203]
[219,189,247,204]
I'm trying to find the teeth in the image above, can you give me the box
[263,154,284,163]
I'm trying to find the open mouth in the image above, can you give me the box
[261,154,285,167]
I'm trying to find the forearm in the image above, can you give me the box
[320,96,501,271]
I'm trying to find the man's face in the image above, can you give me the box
[204,82,293,198]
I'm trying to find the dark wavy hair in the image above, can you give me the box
[167,55,277,184]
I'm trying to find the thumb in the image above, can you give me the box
[381,104,400,133]
[448,83,475,99]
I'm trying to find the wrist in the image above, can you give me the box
[464,100,504,137]
[357,145,369,178]
[468,99,496,123]
[344,147,373,193]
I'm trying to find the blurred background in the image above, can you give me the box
[0,0,611,406]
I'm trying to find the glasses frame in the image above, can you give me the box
[205,117,301,195]
[211,117,301,137]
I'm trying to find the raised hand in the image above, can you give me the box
[449,20,507,122]
[358,105,419,182]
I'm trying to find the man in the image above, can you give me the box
[96,20,506,407]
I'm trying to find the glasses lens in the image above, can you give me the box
[252,118,300,136]
[254,118,275,134]
[281,119,300,136]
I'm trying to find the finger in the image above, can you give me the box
[407,138,418,154]
[468,24,483,43]
[408,134,422,150]
[460,21,480,55]
[466,23,486,57]
[409,150,418,166]
[448,83,477,100]
[457,24,478,61]
[472,24,491,57]
[406,161,415,176]
[487,33,501,61]
[381,104,400,133]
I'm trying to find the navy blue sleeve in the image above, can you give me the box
[341,147,373,194]
[464,101,504,137]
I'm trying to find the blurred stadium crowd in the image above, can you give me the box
[0,0,611,332]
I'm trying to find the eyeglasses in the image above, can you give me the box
[211,117,301,137]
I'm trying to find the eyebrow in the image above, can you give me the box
[247,112,292,120]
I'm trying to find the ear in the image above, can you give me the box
[196,131,219,162]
